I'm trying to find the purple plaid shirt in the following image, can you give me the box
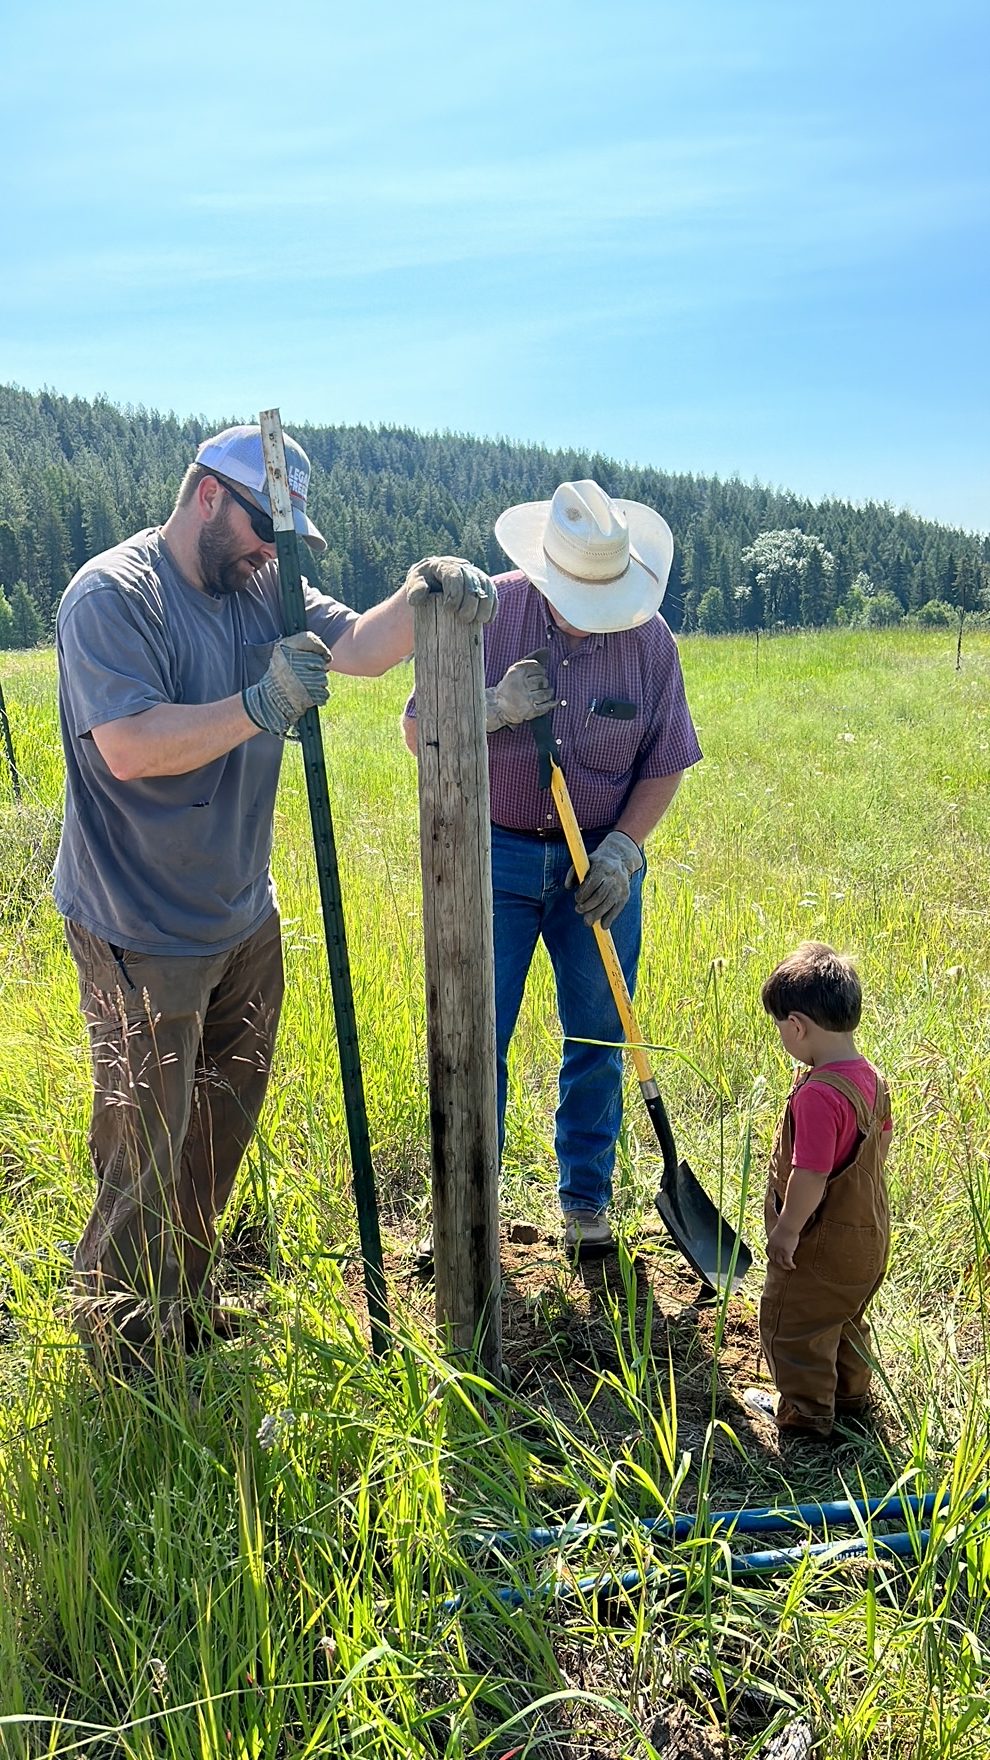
[405,571,702,833]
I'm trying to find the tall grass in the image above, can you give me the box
[1,630,989,1757]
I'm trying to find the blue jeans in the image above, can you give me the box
[491,826,643,1216]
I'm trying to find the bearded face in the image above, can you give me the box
[197,495,270,595]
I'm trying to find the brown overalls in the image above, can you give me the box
[760,1067,891,1436]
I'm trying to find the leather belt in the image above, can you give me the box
[493,823,569,843]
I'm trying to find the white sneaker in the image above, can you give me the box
[563,1209,615,1259]
[743,1387,777,1421]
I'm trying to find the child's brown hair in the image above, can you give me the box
[761,941,862,1032]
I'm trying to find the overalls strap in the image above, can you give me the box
[793,1067,887,1137]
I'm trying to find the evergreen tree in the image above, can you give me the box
[950,555,977,611]
[715,549,736,630]
[0,382,985,636]
[689,519,711,613]
[887,547,911,608]
[696,585,731,633]
[736,554,763,630]
[800,544,831,625]
[0,521,20,588]
[8,580,42,648]
[79,457,124,556]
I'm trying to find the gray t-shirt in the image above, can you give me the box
[53,529,358,954]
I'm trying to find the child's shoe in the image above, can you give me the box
[743,1386,777,1422]
[743,1386,833,1441]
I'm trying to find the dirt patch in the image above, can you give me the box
[225,1206,899,1517]
[385,1220,764,1441]
[372,1218,901,1512]
[648,1702,733,1759]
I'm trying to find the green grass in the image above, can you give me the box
[1,628,990,1757]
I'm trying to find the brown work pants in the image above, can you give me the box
[66,912,284,1364]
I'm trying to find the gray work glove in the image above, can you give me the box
[566,830,643,930]
[242,631,331,736]
[404,555,498,625]
[486,656,557,732]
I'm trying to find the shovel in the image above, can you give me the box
[527,703,751,1296]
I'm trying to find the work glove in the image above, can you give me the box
[404,555,498,625]
[242,631,331,737]
[566,830,643,930]
[486,656,557,732]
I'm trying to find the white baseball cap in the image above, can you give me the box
[495,480,673,631]
[194,424,327,554]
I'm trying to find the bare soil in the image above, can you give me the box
[380,1218,898,1513]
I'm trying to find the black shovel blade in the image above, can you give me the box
[642,1088,751,1294]
[655,1162,753,1295]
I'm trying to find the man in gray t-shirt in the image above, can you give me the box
[56,422,495,1373]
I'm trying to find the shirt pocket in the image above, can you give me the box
[812,1221,887,1287]
[241,640,277,689]
[572,708,645,780]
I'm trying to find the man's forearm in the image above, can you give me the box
[614,772,683,847]
[329,589,414,677]
[92,698,258,780]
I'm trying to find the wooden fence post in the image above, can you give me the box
[413,597,503,1381]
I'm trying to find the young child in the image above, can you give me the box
[745,941,892,1440]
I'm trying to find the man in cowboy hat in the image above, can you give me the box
[55,421,495,1371]
[403,479,701,1257]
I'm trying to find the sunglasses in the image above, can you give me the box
[217,478,277,546]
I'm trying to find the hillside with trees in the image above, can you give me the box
[0,382,987,645]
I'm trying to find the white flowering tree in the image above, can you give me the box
[738,529,836,628]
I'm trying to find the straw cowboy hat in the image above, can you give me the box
[494,479,674,632]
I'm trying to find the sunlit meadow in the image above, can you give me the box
[1,629,989,1758]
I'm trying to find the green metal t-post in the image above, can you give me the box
[0,678,21,801]
[259,409,390,1358]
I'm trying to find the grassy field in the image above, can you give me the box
[1,628,990,1758]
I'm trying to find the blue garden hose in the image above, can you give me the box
[444,1490,987,1614]
[463,1490,960,1558]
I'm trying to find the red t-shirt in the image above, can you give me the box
[789,1058,892,1176]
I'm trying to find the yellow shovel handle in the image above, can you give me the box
[546,763,655,1087]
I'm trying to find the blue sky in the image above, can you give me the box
[2,0,987,532]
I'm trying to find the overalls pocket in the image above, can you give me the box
[813,1220,886,1287]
